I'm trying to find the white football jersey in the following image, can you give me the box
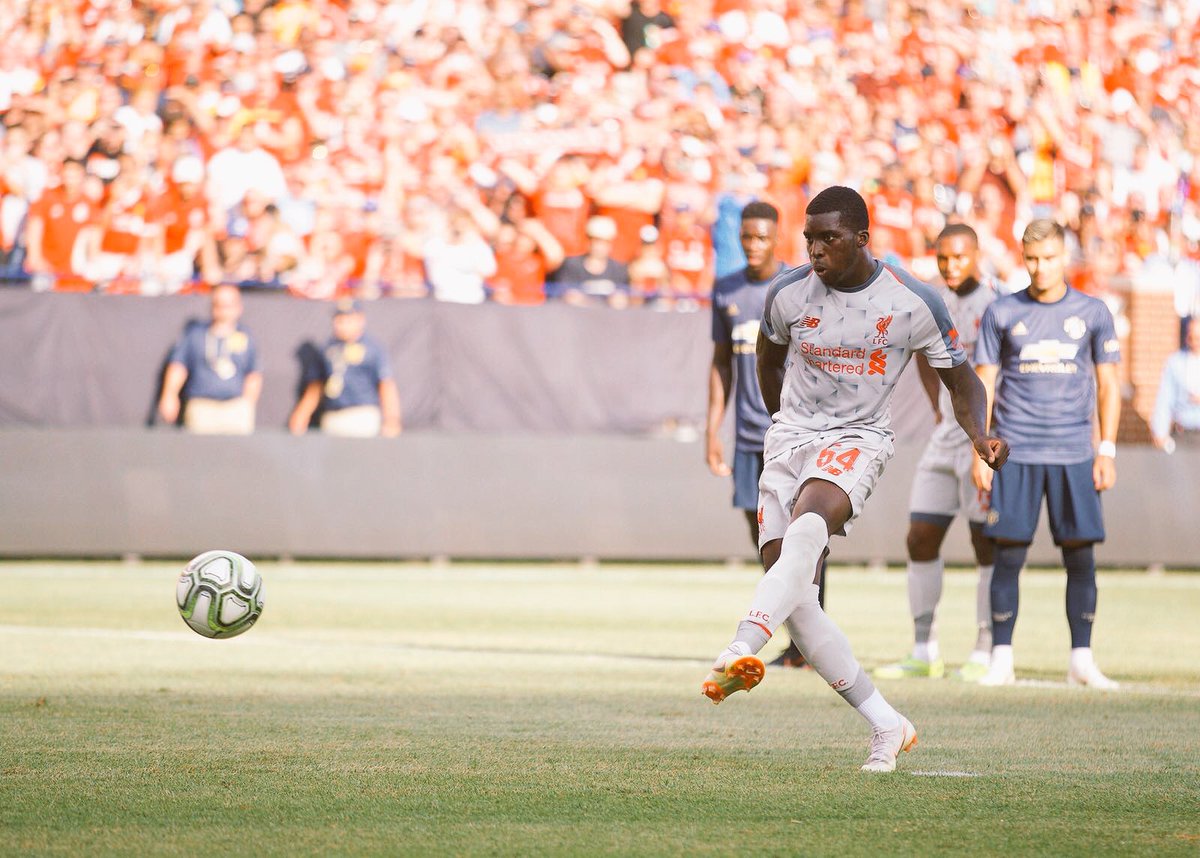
[928,278,998,450]
[761,261,966,449]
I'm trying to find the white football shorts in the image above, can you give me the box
[908,441,989,525]
[758,431,893,545]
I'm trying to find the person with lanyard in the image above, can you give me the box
[288,299,402,438]
[158,283,261,435]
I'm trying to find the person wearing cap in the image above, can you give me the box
[146,156,217,293]
[627,223,670,303]
[158,283,261,435]
[549,215,630,307]
[288,299,402,438]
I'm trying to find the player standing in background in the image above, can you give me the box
[707,201,822,669]
[875,224,999,683]
[973,219,1121,688]
[701,187,1008,772]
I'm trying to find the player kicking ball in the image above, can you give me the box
[701,188,1008,773]
[875,225,999,683]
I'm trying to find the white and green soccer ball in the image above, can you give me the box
[176,550,264,639]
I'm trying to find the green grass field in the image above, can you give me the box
[2,561,1198,857]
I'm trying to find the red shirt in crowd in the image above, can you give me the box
[28,188,97,272]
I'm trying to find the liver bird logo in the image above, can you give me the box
[873,314,894,344]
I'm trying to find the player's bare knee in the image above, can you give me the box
[906,523,944,562]
[969,524,995,564]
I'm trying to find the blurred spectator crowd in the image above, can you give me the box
[0,0,1198,312]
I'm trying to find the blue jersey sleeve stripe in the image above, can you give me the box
[760,264,810,343]
[885,263,964,361]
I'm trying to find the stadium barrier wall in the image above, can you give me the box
[1,429,1195,567]
[0,290,935,440]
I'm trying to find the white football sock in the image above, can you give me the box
[975,563,994,650]
[907,557,943,646]
[855,690,902,731]
[1070,647,1095,674]
[966,649,990,666]
[732,513,827,652]
[912,641,940,662]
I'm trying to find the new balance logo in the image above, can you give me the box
[867,348,888,375]
[800,316,820,328]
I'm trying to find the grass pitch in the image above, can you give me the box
[2,561,1198,857]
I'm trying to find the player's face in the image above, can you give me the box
[803,211,867,288]
[740,218,777,268]
[936,234,979,291]
[1022,235,1068,294]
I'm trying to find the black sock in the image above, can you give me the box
[1062,545,1097,648]
[990,543,1028,646]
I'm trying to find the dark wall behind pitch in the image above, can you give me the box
[1,430,1194,567]
[0,291,937,440]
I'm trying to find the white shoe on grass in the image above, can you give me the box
[977,663,1016,686]
[1067,664,1120,690]
[860,716,918,773]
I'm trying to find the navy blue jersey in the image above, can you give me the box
[711,264,780,451]
[168,321,258,401]
[976,288,1120,464]
[306,334,393,411]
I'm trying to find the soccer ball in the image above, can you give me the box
[176,550,264,639]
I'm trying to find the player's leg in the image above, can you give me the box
[734,450,809,669]
[954,521,996,682]
[876,449,956,679]
[1047,462,1117,689]
[874,517,949,679]
[703,438,916,771]
[979,462,1043,686]
[956,457,997,681]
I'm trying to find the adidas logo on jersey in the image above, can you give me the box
[1011,321,1028,336]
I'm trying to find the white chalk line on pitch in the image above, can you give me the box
[910,770,982,778]
[2,624,1199,698]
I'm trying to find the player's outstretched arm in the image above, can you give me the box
[936,362,1008,474]
[756,336,787,418]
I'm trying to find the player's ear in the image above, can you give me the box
[857,230,870,247]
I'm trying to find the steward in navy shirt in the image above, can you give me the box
[288,299,402,438]
[158,284,261,434]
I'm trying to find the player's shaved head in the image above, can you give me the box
[741,201,779,223]
[806,186,869,233]
[937,223,979,246]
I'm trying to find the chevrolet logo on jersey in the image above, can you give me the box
[732,320,759,354]
[1018,340,1079,362]
[1018,339,1080,374]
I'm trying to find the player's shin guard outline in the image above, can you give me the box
[737,513,828,645]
